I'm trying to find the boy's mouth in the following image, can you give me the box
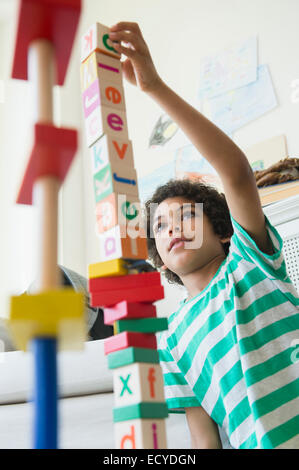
[168,237,192,251]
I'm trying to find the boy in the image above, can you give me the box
[108,22,299,449]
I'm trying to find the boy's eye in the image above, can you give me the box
[154,221,167,234]
[182,211,195,220]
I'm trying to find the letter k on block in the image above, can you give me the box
[120,373,132,396]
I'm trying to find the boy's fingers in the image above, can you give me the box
[109,31,145,53]
[110,21,141,34]
[113,41,136,58]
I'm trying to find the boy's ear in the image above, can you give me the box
[160,264,168,271]
[220,236,232,243]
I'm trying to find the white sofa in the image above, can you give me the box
[0,339,231,449]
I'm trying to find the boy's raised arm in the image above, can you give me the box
[109,23,274,270]
[109,22,252,186]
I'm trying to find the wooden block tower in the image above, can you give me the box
[7,0,85,449]
[80,22,169,449]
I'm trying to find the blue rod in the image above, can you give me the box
[31,337,58,449]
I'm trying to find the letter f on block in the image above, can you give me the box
[120,373,132,397]
[147,367,156,398]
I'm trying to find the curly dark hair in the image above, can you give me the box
[144,178,234,286]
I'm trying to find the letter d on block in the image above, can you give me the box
[120,425,136,449]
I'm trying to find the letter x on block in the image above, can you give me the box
[12,0,81,85]
[16,123,77,205]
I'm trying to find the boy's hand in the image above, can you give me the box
[109,22,162,93]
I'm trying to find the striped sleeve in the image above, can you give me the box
[229,213,289,281]
[157,331,201,413]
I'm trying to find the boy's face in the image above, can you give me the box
[152,196,229,278]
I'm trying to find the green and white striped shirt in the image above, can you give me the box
[158,213,299,449]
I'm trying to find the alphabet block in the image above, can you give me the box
[9,289,85,351]
[107,347,159,369]
[114,317,168,335]
[90,271,161,293]
[81,22,121,62]
[12,0,81,85]
[93,163,138,202]
[103,301,157,326]
[95,193,141,234]
[97,225,148,263]
[114,418,167,449]
[85,105,129,147]
[80,52,122,92]
[113,402,168,422]
[104,331,157,355]
[113,363,165,407]
[91,284,164,307]
[16,123,77,205]
[82,78,126,118]
[90,136,134,173]
[88,258,128,279]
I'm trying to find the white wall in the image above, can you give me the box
[0,0,298,317]
[78,0,299,315]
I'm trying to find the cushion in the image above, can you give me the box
[0,339,113,405]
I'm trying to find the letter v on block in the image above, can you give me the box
[113,140,128,160]
[90,136,134,172]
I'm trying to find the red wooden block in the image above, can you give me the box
[103,301,157,326]
[17,123,77,205]
[90,285,164,308]
[88,271,161,293]
[104,331,157,355]
[12,0,81,85]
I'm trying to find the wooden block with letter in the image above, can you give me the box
[90,135,134,173]
[113,362,165,407]
[97,225,148,263]
[81,22,121,62]
[82,78,126,117]
[114,418,167,449]
[95,193,141,234]
[85,104,128,147]
[80,52,123,92]
[104,331,157,355]
[107,347,159,369]
[93,163,138,202]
